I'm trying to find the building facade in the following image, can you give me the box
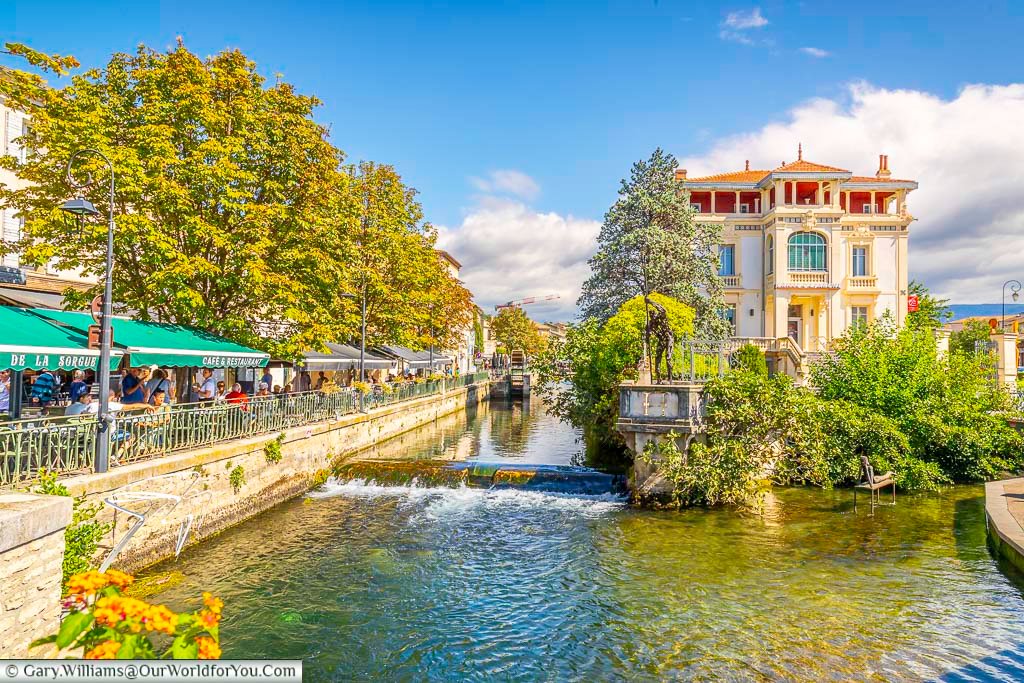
[680,147,916,353]
[0,95,97,306]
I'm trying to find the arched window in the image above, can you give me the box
[788,232,827,271]
[766,235,774,274]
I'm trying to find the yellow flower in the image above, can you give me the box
[143,604,178,635]
[104,569,135,589]
[67,570,109,597]
[196,636,221,659]
[84,640,121,659]
[202,592,223,615]
[94,596,151,628]
[198,609,220,628]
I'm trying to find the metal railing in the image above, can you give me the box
[1,372,489,488]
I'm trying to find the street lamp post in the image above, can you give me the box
[341,291,366,382]
[61,149,116,474]
[1002,280,1021,331]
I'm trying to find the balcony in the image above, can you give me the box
[788,272,829,285]
[721,275,741,288]
[847,275,878,289]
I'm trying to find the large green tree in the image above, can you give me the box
[489,307,545,356]
[0,42,348,357]
[578,148,728,338]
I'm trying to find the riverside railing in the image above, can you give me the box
[0,372,489,488]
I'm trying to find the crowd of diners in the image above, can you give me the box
[0,361,459,421]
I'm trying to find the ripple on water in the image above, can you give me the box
[138,397,1024,682]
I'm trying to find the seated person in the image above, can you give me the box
[225,383,249,409]
[65,393,97,416]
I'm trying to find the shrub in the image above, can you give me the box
[34,470,112,593]
[229,465,245,494]
[732,344,768,376]
[263,434,284,464]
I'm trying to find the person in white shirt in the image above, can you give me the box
[193,369,217,403]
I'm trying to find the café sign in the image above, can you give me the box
[6,352,102,372]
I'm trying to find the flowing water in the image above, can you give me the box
[140,397,1024,682]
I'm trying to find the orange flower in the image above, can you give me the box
[104,569,135,589]
[196,636,221,659]
[143,604,178,635]
[94,596,151,628]
[198,609,220,628]
[67,570,109,597]
[84,640,121,659]
[202,592,223,615]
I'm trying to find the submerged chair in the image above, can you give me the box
[854,455,895,513]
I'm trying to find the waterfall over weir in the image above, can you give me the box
[331,460,627,496]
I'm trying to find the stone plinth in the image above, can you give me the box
[615,382,705,503]
[0,493,73,658]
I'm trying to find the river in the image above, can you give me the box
[141,396,1024,681]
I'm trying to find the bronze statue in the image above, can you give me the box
[644,295,675,382]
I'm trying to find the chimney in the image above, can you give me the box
[675,168,687,181]
[797,143,803,161]
[876,153,892,178]
[745,160,750,171]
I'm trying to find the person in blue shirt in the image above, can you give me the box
[68,370,90,404]
[120,368,146,405]
[30,370,57,407]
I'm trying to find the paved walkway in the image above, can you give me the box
[986,478,1024,574]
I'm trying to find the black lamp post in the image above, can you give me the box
[60,149,116,474]
[341,291,365,382]
[1002,280,1021,332]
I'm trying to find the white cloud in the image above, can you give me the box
[720,8,769,44]
[437,198,600,321]
[469,169,541,200]
[800,47,829,58]
[723,7,768,29]
[678,82,1024,303]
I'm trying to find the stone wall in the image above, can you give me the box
[61,383,488,573]
[0,493,73,658]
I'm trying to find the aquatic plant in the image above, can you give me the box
[32,570,222,659]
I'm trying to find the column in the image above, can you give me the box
[735,191,740,213]
[870,191,876,214]
[817,181,823,206]
[711,191,716,214]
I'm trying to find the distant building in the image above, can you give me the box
[434,249,476,373]
[0,95,96,308]
[681,147,916,360]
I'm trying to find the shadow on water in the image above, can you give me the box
[938,645,1024,682]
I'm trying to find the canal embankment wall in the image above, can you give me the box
[986,478,1024,575]
[67,382,488,573]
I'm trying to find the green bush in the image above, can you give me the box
[264,434,284,464]
[34,470,112,593]
[732,344,768,376]
[229,465,245,494]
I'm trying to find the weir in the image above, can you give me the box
[334,459,626,496]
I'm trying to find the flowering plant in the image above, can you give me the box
[351,381,372,395]
[32,570,222,660]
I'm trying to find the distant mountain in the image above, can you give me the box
[946,304,1024,322]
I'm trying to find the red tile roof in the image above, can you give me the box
[687,169,771,183]
[773,159,849,173]
[847,175,915,184]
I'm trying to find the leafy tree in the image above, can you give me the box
[490,307,545,356]
[813,313,1021,481]
[536,293,695,466]
[732,344,768,376]
[0,42,350,358]
[949,319,994,356]
[325,161,472,353]
[473,310,485,355]
[578,148,728,338]
[906,279,951,329]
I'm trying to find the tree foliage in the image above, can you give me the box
[578,148,727,338]
[906,279,951,330]
[536,293,695,464]
[490,307,545,356]
[0,42,472,358]
[949,319,994,357]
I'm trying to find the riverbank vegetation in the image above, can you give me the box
[645,315,1023,509]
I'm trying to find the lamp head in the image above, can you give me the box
[60,197,100,217]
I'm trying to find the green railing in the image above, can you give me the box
[0,373,490,488]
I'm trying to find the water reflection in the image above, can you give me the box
[139,397,1024,682]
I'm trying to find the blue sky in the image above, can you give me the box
[5,1,1024,316]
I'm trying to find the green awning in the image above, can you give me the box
[0,307,123,372]
[32,310,270,369]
